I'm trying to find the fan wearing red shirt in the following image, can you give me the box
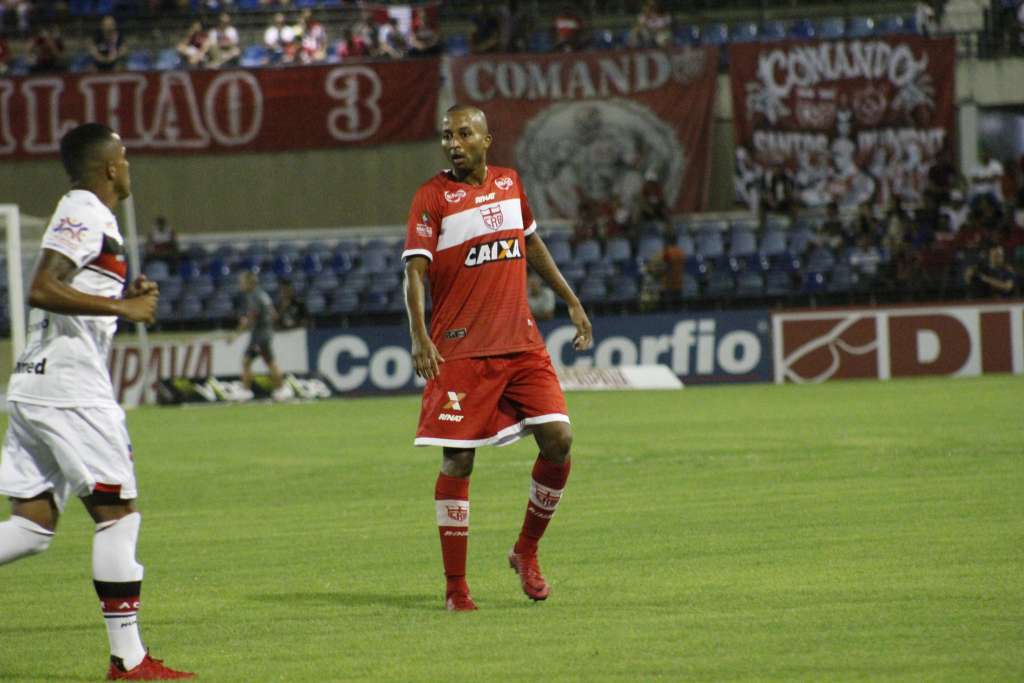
[403,105,592,612]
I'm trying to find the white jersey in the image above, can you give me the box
[7,190,127,408]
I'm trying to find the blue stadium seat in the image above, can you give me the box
[592,30,617,50]
[68,0,91,16]
[877,16,907,35]
[177,296,204,322]
[9,57,30,76]
[764,270,792,297]
[827,264,856,293]
[574,240,602,265]
[302,253,324,275]
[818,17,845,40]
[637,236,664,262]
[69,52,93,73]
[155,48,182,71]
[328,290,360,315]
[735,271,764,298]
[605,238,632,264]
[363,290,390,314]
[305,291,327,315]
[311,270,340,292]
[588,260,617,279]
[730,231,757,257]
[578,277,608,304]
[240,45,269,68]
[607,275,639,304]
[559,260,586,286]
[705,270,734,299]
[806,246,836,273]
[789,19,816,39]
[846,16,875,38]
[446,34,469,57]
[271,254,294,278]
[760,20,787,41]
[125,50,153,72]
[802,271,828,294]
[548,239,572,266]
[357,251,390,274]
[731,22,758,43]
[701,23,729,46]
[143,260,170,281]
[528,30,554,53]
[206,294,235,322]
[207,256,231,282]
[330,250,354,275]
[788,228,815,255]
[676,232,694,255]
[236,0,261,9]
[674,25,700,46]
[696,232,724,259]
[681,276,700,300]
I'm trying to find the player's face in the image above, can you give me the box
[110,138,131,200]
[441,111,491,175]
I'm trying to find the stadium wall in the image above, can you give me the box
[107,301,1023,405]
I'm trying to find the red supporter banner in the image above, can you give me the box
[771,302,1024,383]
[729,36,956,209]
[0,59,440,159]
[449,47,719,220]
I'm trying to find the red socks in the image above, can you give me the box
[514,456,571,556]
[435,473,470,595]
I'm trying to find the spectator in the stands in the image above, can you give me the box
[941,189,970,234]
[29,22,64,73]
[91,15,125,71]
[818,202,848,250]
[999,205,1024,264]
[953,210,991,254]
[296,9,327,64]
[926,149,963,205]
[629,0,672,48]
[334,26,370,60]
[207,12,241,69]
[408,6,441,56]
[635,172,670,232]
[0,35,9,75]
[759,161,796,223]
[527,273,556,321]
[968,149,1005,203]
[275,280,309,330]
[377,16,408,59]
[553,3,587,52]
[176,20,209,68]
[655,227,685,305]
[964,244,1017,297]
[573,198,599,244]
[849,232,883,280]
[264,12,296,64]
[470,1,502,53]
[145,216,180,265]
[882,198,912,254]
[507,0,537,52]
[0,0,31,35]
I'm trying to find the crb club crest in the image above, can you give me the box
[534,486,562,507]
[446,504,468,522]
[479,205,504,230]
[495,176,513,190]
[444,189,467,203]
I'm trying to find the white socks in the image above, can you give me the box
[93,512,147,670]
[0,515,54,565]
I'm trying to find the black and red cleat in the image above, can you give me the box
[107,654,195,680]
[508,548,550,601]
[445,590,478,612]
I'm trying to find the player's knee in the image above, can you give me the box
[442,449,475,477]
[539,426,573,462]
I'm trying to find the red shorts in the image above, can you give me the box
[414,346,569,448]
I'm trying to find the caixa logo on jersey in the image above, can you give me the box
[465,238,521,266]
[773,303,1024,383]
[544,311,772,383]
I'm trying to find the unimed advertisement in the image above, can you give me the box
[771,301,1024,383]
[308,311,774,394]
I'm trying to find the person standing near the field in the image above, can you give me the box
[403,105,593,611]
[236,270,290,401]
[0,123,194,680]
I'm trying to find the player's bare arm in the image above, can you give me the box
[404,255,445,379]
[525,233,593,351]
[28,248,157,324]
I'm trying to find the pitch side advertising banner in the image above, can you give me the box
[772,301,1024,383]
[449,47,719,220]
[308,311,773,394]
[728,36,956,209]
[0,59,439,159]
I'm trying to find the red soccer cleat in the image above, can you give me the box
[508,548,550,601]
[445,590,478,612]
[107,654,195,680]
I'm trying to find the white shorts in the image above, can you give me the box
[0,401,138,511]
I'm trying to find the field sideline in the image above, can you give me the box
[0,376,1021,682]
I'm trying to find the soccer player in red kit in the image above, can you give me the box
[403,105,593,611]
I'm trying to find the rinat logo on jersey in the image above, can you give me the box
[52,217,89,241]
[465,238,521,267]
[475,192,496,204]
[479,205,504,229]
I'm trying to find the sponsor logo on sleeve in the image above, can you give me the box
[415,211,433,237]
[495,176,513,190]
[464,238,521,267]
[444,189,467,204]
[51,217,89,242]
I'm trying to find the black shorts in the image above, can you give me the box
[244,332,275,362]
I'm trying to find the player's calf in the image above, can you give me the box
[0,515,54,565]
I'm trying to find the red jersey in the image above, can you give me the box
[403,165,545,361]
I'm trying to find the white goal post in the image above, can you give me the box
[2,204,27,361]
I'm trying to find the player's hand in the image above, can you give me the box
[125,275,159,299]
[119,290,158,325]
[411,333,445,380]
[568,302,593,351]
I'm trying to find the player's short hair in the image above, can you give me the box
[60,123,116,182]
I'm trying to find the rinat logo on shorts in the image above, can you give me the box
[438,413,464,422]
[52,217,88,241]
[444,391,465,410]
[465,238,521,267]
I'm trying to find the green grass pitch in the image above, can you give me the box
[0,375,1021,682]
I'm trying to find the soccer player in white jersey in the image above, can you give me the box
[0,123,194,680]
